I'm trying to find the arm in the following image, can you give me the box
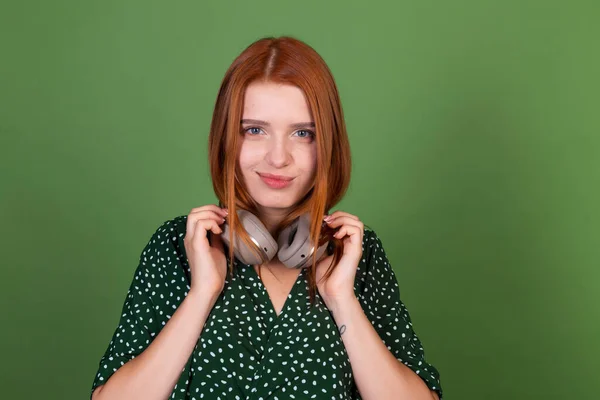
[92,288,217,400]
[90,215,226,400]
[328,298,439,400]
[319,225,442,399]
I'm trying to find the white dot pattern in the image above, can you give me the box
[91,216,443,399]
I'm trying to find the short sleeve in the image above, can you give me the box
[354,228,443,399]
[90,217,189,397]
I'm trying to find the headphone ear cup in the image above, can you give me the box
[220,210,278,265]
[277,214,327,269]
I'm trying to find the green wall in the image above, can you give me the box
[1,1,598,399]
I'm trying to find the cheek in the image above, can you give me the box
[299,146,317,173]
[238,142,263,170]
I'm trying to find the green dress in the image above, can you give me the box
[91,215,443,399]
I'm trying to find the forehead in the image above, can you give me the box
[242,81,313,122]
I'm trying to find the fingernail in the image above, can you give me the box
[323,215,332,222]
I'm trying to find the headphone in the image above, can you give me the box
[220,209,330,269]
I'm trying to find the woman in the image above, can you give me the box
[91,36,443,400]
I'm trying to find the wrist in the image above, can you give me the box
[187,286,220,307]
[322,293,359,316]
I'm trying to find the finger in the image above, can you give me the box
[186,210,227,242]
[189,210,227,223]
[192,219,223,252]
[325,216,364,230]
[190,204,228,217]
[333,224,362,239]
[326,211,359,221]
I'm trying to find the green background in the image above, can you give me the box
[1,0,598,399]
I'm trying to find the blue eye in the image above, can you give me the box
[245,127,262,135]
[295,130,315,138]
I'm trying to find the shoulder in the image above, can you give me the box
[353,225,404,321]
[354,224,398,294]
[125,215,192,323]
[147,214,187,240]
[142,215,188,253]
[361,224,387,264]
[134,215,190,280]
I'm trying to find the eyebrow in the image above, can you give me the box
[241,119,315,130]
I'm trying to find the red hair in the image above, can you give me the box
[208,36,352,305]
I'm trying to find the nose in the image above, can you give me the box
[265,137,292,168]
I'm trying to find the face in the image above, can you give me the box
[238,81,317,215]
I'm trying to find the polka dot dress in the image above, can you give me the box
[91,216,443,399]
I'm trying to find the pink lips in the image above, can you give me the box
[258,173,294,189]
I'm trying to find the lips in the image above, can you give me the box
[258,173,294,181]
[258,172,294,189]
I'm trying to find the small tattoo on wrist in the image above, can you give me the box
[339,325,346,335]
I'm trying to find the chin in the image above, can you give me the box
[249,189,306,211]
[252,196,298,211]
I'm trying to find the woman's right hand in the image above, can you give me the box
[183,205,229,298]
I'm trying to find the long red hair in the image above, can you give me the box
[208,36,352,305]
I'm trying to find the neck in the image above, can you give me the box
[255,206,290,236]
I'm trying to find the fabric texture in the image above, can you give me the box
[91,215,443,399]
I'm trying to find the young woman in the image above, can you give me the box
[91,36,443,400]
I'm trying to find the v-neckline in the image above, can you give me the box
[247,263,306,320]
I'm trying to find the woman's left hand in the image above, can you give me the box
[316,211,364,309]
